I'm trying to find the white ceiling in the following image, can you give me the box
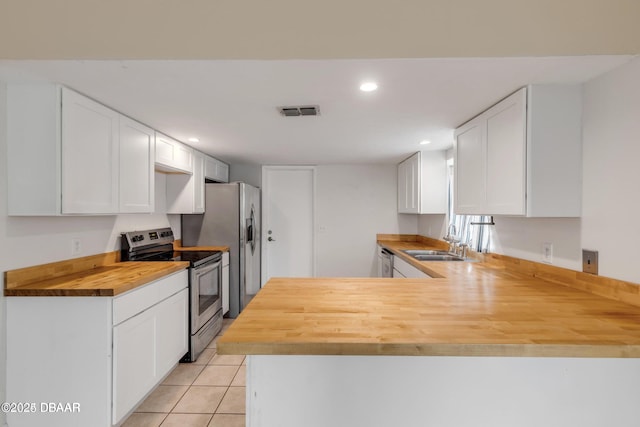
[0,56,633,165]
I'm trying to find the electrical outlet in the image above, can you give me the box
[542,242,553,264]
[582,249,598,275]
[71,238,82,256]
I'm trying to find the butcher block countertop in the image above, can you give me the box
[174,240,230,252]
[217,238,640,358]
[5,251,189,297]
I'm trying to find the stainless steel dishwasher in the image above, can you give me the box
[378,246,394,277]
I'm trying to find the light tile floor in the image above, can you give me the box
[122,318,246,427]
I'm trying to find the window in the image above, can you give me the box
[446,160,491,253]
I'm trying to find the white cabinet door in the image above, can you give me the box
[156,288,189,378]
[397,159,409,212]
[398,151,446,214]
[205,155,230,183]
[454,85,580,217]
[112,305,157,424]
[119,117,155,213]
[155,132,193,174]
[193,152,205,213]
[174,143,193,173]
[217,162,230,183]
[7,84,61,215]
[205,156,217,181]
[166,151,204,214]
[113,287,188,424]
[393,256,430,278]
[61,87,119,214]
[406,153,420,213]
[222,252,230,315]
[485,88,526,215]
[398,153,419,213]
[454,117,485,215]
[419,150,447,214]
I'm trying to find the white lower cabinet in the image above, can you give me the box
[112,287,188,423]
[5,270,188,427]
[393,256,431,278]
[113,305,158,423]
[222,252,230,315]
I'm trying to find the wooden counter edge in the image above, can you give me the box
[217,341,640,358]
[4,263,189,297]
[5,251,119,289]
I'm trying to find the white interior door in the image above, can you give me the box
[262,166,315,284]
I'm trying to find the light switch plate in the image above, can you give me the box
[582,249,598,275]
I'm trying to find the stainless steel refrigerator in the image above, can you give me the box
[182,182,261,318]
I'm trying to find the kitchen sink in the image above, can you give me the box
[403,250,451,256]
[402,249,468,262]
[412,254,465,261]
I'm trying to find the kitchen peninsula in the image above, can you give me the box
[218,238,640,427]
[4,255,190,427]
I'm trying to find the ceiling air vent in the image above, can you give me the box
[278,105,320,117]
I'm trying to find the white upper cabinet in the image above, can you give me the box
[485,90,527,214]
[119,117,155,213]
[193,152,205,213]
[454,85,582,217]
[61,88,120,214]
[155,132,193,174]
[166,150,205,214]
[454,119,485,214]
[398,151,447,214]
[7,84,147,215]
[204,155,230,183]
[7,85,158,215]
[8,84,64,215]
[7,84,227,216]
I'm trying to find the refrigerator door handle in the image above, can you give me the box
[247,205,256,255]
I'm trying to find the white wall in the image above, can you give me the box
[230,163,262,188]
[490,218,582,270]
[315,164,417,277]
[0,82,182,423]
[581,56,640,283]
[417,214,447,240]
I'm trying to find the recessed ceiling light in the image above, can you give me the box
[187,137,199,143]
[420,140,431,145]
[359,82,378,92]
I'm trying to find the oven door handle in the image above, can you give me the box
[194,260,222,278]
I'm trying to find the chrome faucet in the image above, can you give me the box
[444,224,459,254]
[447,224,457,239]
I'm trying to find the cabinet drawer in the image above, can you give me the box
[394,256,430,278]
[113,269,188,325]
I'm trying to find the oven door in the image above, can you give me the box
[190,259,223,333]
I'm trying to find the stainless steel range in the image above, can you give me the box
[121,227,223,362]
